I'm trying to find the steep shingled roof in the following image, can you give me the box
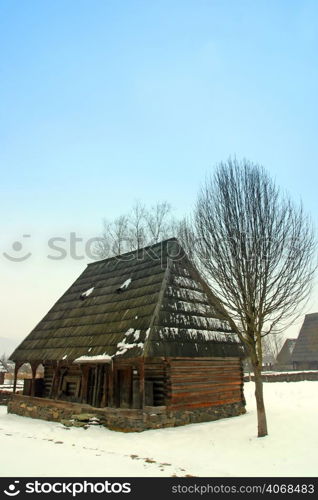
[292,313,318,363]
[276,339,297,365]
[10,239,241,362]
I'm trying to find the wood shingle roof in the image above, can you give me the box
[10,239,241,363]
[292,313,318,363]
[276,338,297,365]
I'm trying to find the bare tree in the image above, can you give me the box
[145,201,172,243]
[94,215,130,258]
[176,216,197,262]
[193,158,316,437]
[262,332,284,366]
[95,201,177,258]
[128,201,147,250]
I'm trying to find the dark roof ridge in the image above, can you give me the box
[87,237,179,266]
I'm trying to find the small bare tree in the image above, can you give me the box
[94,215,130,258]
[95,201,177,258]
[262,332,284,366]
[128,201,147,250]
[145,201,172,243]
[194,159,316,437]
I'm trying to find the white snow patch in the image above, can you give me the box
[174,276,202,290]
[119,278,132,290]
[166,286,208,303]
[124,328,135,336]
[115,336,144,357]
[159,327,238,343]
[62,355,67,360]
[133,330,140,341]
[1,382,317,476]
[74,354,112,363]
[80,287,94,298]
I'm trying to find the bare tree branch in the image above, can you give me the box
[192,158,317,437]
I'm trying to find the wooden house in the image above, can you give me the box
[292,313,318,370]
[9,239,245,431]
[276,339,297,371]
[0,360,8,385]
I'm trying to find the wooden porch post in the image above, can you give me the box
[55,367,67,400]
[92,366,99,407]
[50,362,62,399]
[49,362,57,398]
[80,365,89,404]
[108,361,114,407]
[101,365,108,408]
[30,363,39,397]
[13,362,22,394]
[139,359,145,409]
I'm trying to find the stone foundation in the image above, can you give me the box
[7,394,245,432]
[0,391,11,406]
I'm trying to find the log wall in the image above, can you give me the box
[144,359,167,406]
[166,357,244,409]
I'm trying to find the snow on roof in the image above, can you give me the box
[10,238,241,362]
[74,354,112,363]
[124,328,135,336]
[115,336,144,357]
[158,327,238,343]
[80,287,94,300]
[117,278,132,292]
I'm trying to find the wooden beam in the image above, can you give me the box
[108,363,114,407]
[13,362,22,394]
[80,365,89,404]
[30,363,39,397]
[49,362,58,398]
[56,367,67,400]
[101,366,108,408]
[138,359,145,409]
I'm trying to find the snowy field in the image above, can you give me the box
[0,381,317,477]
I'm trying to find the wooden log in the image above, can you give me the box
[30,363,39,397]
[170,381,242,393]
[170,388,242,403]
[108,364,114,407]
[169,397,241,409]
[139,360,145,409]
[92,366,99,407]
[80,365,89,404]
[170,371,241,379]
[13,363,22,394]
[101,366,108,408]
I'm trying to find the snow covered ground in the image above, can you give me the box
[0,381,317,477]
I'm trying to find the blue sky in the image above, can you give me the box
[1,0,318,344]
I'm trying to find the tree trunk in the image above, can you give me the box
[253,364,268,437]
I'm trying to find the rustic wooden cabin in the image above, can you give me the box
[276,339,297,371]
[292,313,318,370]
[9,238,245,431]
[0,360,8,385]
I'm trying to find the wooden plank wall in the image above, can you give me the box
[144,359,167,406]
[166,357,243,409]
